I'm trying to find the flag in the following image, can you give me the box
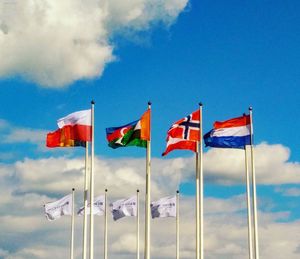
[77,195,105,216]
[57,109,92,142]
[151,196,176,219]
[204,114,251,149]
[110,196,137,221]
[44,194,72,221]
[162,110,200,156]
[106,109,150,149]
[46,126,86,148]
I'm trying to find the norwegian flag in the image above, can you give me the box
[162,110,201,156]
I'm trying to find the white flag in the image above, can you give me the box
[44,194,72,221]
[151,196,176,219]
[77,195,105,216]
[110,196,137,221]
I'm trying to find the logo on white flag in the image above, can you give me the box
[151,196,176,219]
[110,196,137,221]
[77,195,105,216]
[44,194,72,221]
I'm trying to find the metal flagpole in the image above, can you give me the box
[244,147,254,259]
[82,142,89,259]
[137,189,140,259]
[89,101,95,259]
[249,107,260,259]
[104,189,108,259]
[199,103,204,259]
[176,190,180,259]
[144,101,151,259]
[71,188,75,259]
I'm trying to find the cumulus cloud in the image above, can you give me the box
[0,0,188,87]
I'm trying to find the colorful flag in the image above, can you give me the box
[106,109,150,149]
[77,195,105,216]
[44,194,72,221]
[151,196,176,219]
[57,109,92,142]
[46,126,86,148]
[204,114,251,149]
[162,110,200,156]
[110,196,137,221]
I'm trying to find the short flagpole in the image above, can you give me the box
[244,147,254,259]
[71,188,75,259]
[144,101,151,259]
[199,103,204,259]
[89,101,95,259]
[176,190,180,259]
[137,189,140,259]
[82,142,89,259]
[249,107,260,259]
[104,189,108,259]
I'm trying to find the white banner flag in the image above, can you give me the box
[151,196,176,219]
[44,194,72,221]
[77,195,105,216]
[110,196,137,221]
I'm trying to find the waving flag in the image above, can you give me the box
[106,109,150,149]
[44,194,72,221]
[77,195,105,216]
[151,196,176,218]
[204,114,251,149]
[110,196,137,221]
[162,110,200,156]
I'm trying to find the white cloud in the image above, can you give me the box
[0,0,188,87]
[275,187,300,197]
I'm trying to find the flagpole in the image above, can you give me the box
[244,147,253,259]
[82,142,89,259]
[104,189,108,259]
[199,103,204,259]
[144,101,151,259]
[176,190,180,259]
[137,189,140,259]
[71,188,75,259]
[249,107,259,259]
[89,101,95,259]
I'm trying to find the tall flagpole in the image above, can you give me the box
[199,103,204,259]
[176,190,180,259]
[144,101,151,259]
[104,189,108,259]
[137,189,140,259]
[82,142,89,259]
[244,147,254,259]
[71,188,75,259]
[249,107,259,259]
[89,101,95,259]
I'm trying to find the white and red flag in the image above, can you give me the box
[162,110,200,156]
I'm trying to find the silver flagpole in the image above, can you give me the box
[137,189,140,259]
[199,103,204,259]
[82,142,89,259]
[176,190,180,259]
[144,101,151,259]
[195,146,200,259]
[71,188,75,259]
[89,101,95,259]
[104,189,108,259]
[249,107,260,259]
[244,147,254,259]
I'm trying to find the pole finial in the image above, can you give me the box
[137,189,139,193]
[72,188,75,191]
[176,190,180,194]
[199,102,203,107]
[249,106,253,111]
[91,100,95,105]
[148,101,152,106]
[105,189,108,192]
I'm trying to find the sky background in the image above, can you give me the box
[0,0,300,258]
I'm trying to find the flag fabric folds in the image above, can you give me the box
[204,114,251,149]
[110,196,137,221]
[77,195,105,216]
[151,196,176,218]
[106,109,150,149]
[57,109,92,142]
[162,110,200,156]
[44,194,72,221]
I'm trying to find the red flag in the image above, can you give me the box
[162,110,200,156]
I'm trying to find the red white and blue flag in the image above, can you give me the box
[162,110,200,156]
[204,114,251,149]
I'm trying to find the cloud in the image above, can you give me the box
[0,0,188,87]
[275,187,300,197]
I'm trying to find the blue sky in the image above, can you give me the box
[0,0,300,258]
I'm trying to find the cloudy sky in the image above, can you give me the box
[0,0,300,258]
